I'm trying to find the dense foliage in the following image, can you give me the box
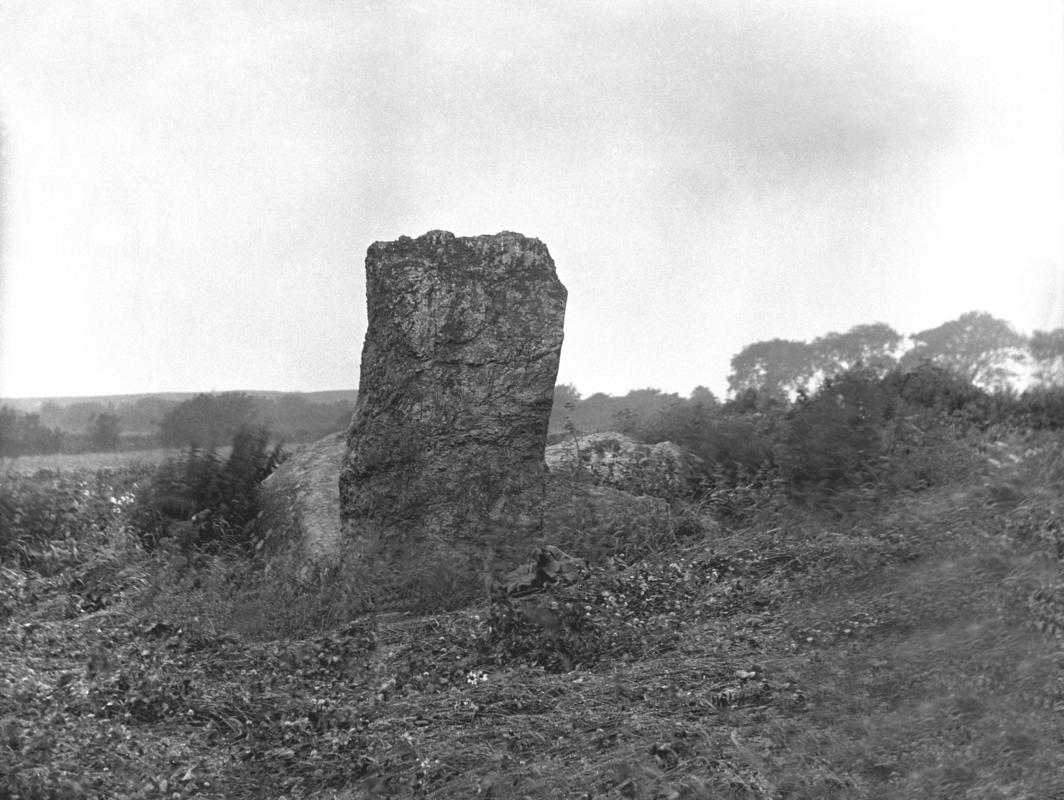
[89,412,121,452]
[157,393,261,449]
[128,424,287,555]
[0,392,356,456]
[0,407,64,456]
[552,313,1064,451]
[552,360,1064,519]
[0,467,142,571]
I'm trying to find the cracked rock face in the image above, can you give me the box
[339,230,567,590]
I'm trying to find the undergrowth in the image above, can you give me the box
[128,424,286,554]
[2,420,1064,798]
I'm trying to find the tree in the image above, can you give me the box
[37,400,65,429]
[0,406,17,457]
[611,388,683,437]
[642,393,720,450]
[1030,328,1064,385]
[55,401,107,432]
[777,369,892,495]
[158,392,259,448]
[901,311,1027,390]
[122,396,179,434]
[812,323,903,380]
[565,391,620,433]
[260,393,357,442]
[689,386,719,408]
[548,383,583,434]
[728,338,817,400]
[0,409,63,456]
[89,413,121,452]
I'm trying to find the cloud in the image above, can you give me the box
[0,0,1058,396]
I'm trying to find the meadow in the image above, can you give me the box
[2,392,1063,798]
[2,448,224,475]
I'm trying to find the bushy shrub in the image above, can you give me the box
[158,391,260,448]
[630,401,782,516]
[643,404,774,478]
[1018,386,1064,429]
[570,364,1027,517]
[776,370,893,498]
[130,425,286,554]
[0,468,142,570]
[884,362,1027,431]
[889,362,983,414]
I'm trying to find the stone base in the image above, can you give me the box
[257,433,676,612]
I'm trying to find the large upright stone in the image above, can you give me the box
[339,230,567,603]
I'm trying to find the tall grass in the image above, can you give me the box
[2,448,191,475]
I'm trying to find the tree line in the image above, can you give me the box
[549,310,1064,439]
[549,316,1064,516]
[4,310,1060,458]
[727,311,1059,400]
[0,393,356,457]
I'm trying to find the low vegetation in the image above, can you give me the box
[3,365,1064,798]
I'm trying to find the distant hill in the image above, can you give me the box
[0,390,358,413]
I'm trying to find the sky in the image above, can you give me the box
[0,0,1061,400]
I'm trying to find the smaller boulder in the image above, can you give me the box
[257,432,345,581]
[498,545,588,596]
[546,431,701,498]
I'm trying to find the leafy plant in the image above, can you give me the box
[130,425,286,554]
[0,468,142,570]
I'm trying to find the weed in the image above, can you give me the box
[129,425,286,554]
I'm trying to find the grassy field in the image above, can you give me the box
[1,447,229,475]
[1,430,1063,798]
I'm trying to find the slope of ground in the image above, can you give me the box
[2,434,1063,799]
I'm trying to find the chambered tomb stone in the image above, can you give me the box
[338,230,568,603]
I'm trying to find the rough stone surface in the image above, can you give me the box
[338,230,568,595]
[257,432,345,580]
[546,431,701,498]
[257,434,675,605]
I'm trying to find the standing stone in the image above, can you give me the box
[339,230,567,607]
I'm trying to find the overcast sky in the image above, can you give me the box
[0,0,1061,399]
